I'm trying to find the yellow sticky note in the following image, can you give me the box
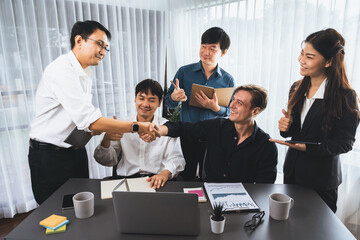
[45,224,66,234]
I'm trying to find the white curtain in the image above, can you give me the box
[168,0,360,238]
[1,0,360,237]
[0,0,167,218]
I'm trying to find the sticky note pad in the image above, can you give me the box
[183,187,207,202]
[40,214,67,228]
[45,224,66,234]
[42,220,69,231]
[188,189,204,197]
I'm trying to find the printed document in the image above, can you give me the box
[204,182,259,212]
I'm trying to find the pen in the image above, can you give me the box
[170,80,178,90]
[113,179,126,191]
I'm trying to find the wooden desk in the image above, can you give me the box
[5,179,355,240]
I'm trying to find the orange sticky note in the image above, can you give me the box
[40,214,67,228]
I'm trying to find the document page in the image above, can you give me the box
[204,182,259,212]
[127,177,155,192]
[100,179,127,199]
[214,87,235,107]
[101,177,154,199]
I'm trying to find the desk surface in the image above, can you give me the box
[5,179,355,240]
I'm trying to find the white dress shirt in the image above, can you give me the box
[29,51,102,147]
[300,79,326,128]
[94,115,185,178]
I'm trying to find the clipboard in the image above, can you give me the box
[64,127,92,148]
[189,84,234,108]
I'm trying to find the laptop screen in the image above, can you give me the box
[112,191,200,236]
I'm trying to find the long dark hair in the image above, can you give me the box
[287,28,359,133]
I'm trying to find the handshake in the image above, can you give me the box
[137,122,161,143]
[102,121,162,144]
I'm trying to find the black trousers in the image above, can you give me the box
[179,134,206,181]
[28,141,89,205]
[315,188,338,213]
[284,173,338,213]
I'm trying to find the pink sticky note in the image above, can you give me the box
[188,190,204,197]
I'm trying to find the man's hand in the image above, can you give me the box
[170,79,187,102]
[158,125,168,137]
[138,122,160,142]
[91,130,103,136]
[194,91,220,112]
[278,109,292,132]
[269,139,306,151]
[104,132,123,141]
[138,132,156,143]
[146,170,172,189]
[101,116,123,148]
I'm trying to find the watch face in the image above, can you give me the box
[132,123,139,132]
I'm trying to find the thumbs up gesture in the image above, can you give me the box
[170,78,187,102]
[278,109,292,132]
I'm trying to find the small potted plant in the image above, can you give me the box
[210,202,226,234]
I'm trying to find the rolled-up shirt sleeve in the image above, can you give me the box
[93,141,122,167]
[162,137,185,178]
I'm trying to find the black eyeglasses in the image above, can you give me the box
[244,211,265,231]
[83,36,109,52]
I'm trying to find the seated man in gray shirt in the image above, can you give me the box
[158,85,278,183]
[94,79,185,189]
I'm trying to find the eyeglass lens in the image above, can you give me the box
[84,37,109,52]
[244,211,265,230]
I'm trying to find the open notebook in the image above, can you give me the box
[100,177,155,199]
[189,84,234,108]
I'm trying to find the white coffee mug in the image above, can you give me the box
[73,192,94,219]
[269,193,294,220]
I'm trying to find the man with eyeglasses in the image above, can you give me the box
[28,20,158,205]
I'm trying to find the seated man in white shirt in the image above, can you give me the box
[94,79,185,189]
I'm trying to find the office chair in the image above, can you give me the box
[102,150,122,180]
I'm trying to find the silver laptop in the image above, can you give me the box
[112,191,200,236]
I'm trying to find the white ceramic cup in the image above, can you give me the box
[269,193,294,220]
[73,192,94,219]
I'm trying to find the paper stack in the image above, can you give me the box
[39,214,69,234]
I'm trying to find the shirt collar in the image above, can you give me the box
[248,121,259,143]
[134,114,160,125]
[193,61,222,77]
[231,121,259,144]
[311,78,326,99]
[68,51,93,79]
[305,78,327,99]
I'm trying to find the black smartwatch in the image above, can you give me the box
[132,122,139,132]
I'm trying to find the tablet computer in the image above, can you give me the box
[64,127,92,148]
[285,140,321,145]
